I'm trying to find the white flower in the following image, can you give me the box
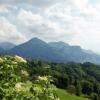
[38,76,48,81]
[12,61,18,65]
[21,70,29,76]
[14,55,27,63]
[15,82,23,92]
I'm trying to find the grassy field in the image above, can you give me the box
[56,88,88,100]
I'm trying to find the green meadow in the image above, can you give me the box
[57,89,89,100]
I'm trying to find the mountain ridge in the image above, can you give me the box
[0,38,100,64]
[8,38,63,62]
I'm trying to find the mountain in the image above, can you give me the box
[0,47,5,54]
[49,41,70,49]
[9,38,63,62]
[0,42,15,50]
[49,42,100,64]
[7,38,100,64]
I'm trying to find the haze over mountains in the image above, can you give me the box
[0,37,100,64]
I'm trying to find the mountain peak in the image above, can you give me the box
[29,37,42,42]
[27,37,46,44]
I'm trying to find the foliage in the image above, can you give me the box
[0,55,58,100]
[90,93,99,100]
[28,60,100,100]
[0,55,100,100]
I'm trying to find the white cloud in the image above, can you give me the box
[0,4,9,13]
[17,9,43,26]
[1,0,100,53]
[72,0,88,9]
[0,17,26,43]
[16,8,72,41]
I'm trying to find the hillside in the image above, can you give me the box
[29,59,100,100]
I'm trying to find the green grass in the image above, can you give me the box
[56,88,88,100]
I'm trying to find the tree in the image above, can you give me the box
[74,80,82,96]
[90,93,99,100]
[81,81,93,95]
[93,82,100,94]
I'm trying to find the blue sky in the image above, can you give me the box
[0,0,100,53]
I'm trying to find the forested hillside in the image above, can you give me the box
[0,55,100,100]
[28,59,100,100]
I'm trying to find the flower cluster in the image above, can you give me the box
[15,82,24,92]
[38,76,48,81]
[14,55,27,63]
[21,70,29,77]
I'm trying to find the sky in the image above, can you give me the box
[0,0,100,53]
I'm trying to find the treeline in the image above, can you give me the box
[28,60,100,100]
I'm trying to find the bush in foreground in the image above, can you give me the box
[0,55,59,100]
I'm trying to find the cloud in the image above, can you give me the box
[1,0,100,53]
[15,8,73,42]
[0,17,26,43]
[17,9,43,26]
[0,0,64,8]
[0,4,9,13]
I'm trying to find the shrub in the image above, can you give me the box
[0,56,59,100]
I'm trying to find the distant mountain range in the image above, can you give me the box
[0,38,100,64]
[0,42,15,50]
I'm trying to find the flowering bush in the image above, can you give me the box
[0,55,59,100]
[14,55,27,63]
